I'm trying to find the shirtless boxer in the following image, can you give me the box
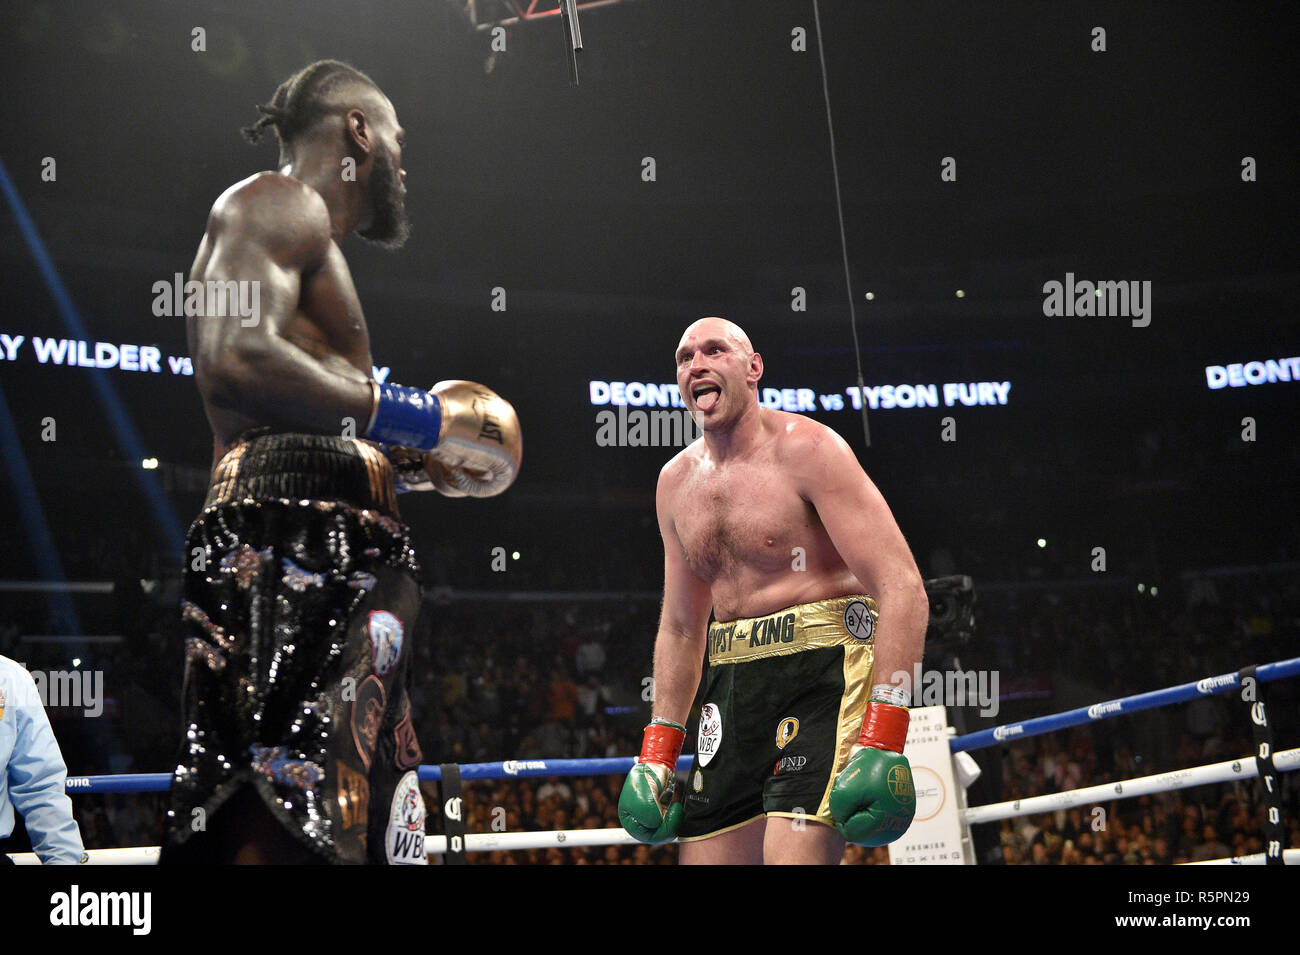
[619,317,927,864]
[161,60,519,864]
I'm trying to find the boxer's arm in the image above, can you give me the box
[790,422,928,696]
[620,469,705,843]
[650,461,712,727]
[191,177,373,434]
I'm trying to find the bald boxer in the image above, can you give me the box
[162,60,519,865]
[619,318,926,864]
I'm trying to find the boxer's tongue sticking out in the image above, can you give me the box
[692,380,721,413]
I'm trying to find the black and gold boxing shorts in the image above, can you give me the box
[677,595,878,841]
[162,430,427,865]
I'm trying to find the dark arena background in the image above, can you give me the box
[1,0,1298,899]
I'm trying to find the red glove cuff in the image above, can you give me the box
[640,721,686,768]
[856,701,909,754]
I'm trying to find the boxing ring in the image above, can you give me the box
[11,655,1299,865]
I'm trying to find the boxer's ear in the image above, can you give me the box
[345,108,372,156]
[748,350,764,386]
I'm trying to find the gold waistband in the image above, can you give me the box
[205,432,401,518]
[706,595,879,666]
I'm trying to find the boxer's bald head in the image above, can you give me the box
[677,317,754,359]
[675,316,763,433]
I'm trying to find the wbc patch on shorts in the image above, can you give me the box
[369,610,404,677]
[698,702,722,767]
[386,771,427,865]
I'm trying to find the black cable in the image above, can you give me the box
[812,0,871,447]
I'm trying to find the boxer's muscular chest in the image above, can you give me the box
[189,235,373,454]
[186,234,371,375]
[289,241,372,375]
[673,456,819,582]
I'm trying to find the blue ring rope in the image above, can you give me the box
[950,656,1300,753]
[63,657,1300,793]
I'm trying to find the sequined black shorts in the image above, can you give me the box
[161,431,428,865]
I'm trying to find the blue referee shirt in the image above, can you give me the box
[0,655,85,864]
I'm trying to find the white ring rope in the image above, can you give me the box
[13,747,1296,864]
[963,746,1300,826]
[9,827,642,865]
[1187,848,1300,866]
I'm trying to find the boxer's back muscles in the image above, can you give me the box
[661,408,865,622]
[186,172,375,466]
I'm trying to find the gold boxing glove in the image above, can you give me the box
[423,380,521,497]
[384,445,469,497]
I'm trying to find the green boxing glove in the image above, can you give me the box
[619,718,685,844]
[829,695,917,847]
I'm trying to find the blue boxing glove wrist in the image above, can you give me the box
[366,381,443,451]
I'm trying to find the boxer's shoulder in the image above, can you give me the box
[769,412,859,497]
[769,410,847,460]
[214,170,322,207]
[207,172,331,246]
[654,440,704,518]
[658,438,704,483]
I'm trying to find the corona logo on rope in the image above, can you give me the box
[502,759,547,775]
[1087,701,1123,719]
[1196,674,1237,694]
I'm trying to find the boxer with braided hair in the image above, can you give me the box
[161,60,520,865]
